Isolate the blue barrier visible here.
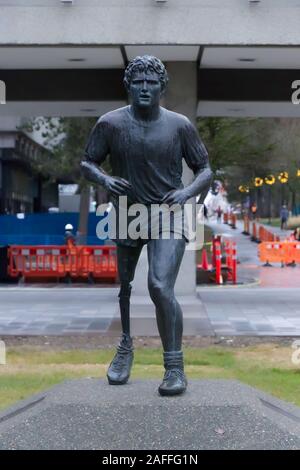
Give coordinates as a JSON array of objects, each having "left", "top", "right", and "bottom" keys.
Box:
[{"left": 0, "top": 212, "right": 108, "bottom": 246}]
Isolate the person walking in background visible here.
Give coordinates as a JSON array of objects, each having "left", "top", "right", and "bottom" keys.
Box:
[
  {"left": 280, "top": 205, "right": 289, "bottom": 230},
  {"left": 250, "top": 203, "right": 258, "bottom": 221},
  {"left": 294, "top": 227, "right": 300, "bottom": 241},
  {"left": 286, "top": 226, "right": 300, "bottom": 267},
  {"left": 288, "top": 227, "right": 300, "bottom": 241}
]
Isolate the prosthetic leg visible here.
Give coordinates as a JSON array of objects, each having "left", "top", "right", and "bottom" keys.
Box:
[
  {"left": 107, "top": 282, "right": 134, "bottom": 385},
  {"left": 107, "top": 244, "right": 142, "bottom": 385}
]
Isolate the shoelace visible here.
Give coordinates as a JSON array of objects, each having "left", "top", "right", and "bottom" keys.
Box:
[
  {"left": 111, "top": 354, "right": 127, "bottom": 372},
  {"left": 163, "top": 368, "right": 186, "bottom": 381},
  {"left": 111, "top": 349, "right": 132, "bottom": 372}
]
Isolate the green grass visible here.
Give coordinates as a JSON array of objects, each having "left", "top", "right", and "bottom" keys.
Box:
[
  {"left": 259, "top": 218, "right": 281, "bottom": 228},
  {"left": 6, "top": 347, "right": 236, "bottom": 367},
  {"left": 1, "top": 345, "right": 300, "bottom": 410},
  {"left": 0, "top": 373, "right": 75, "bottom": 409}
]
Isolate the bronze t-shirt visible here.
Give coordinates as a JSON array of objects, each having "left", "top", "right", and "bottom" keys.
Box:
[{"left": 84, "top": 105, "right": 208, "bottom": 246}]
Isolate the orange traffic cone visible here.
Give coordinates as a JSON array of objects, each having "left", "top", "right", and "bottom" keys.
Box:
[{"left": 201, "top": 248, "right": 209, "bottom": 270}]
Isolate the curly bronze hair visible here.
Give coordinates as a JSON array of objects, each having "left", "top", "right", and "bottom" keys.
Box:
[{"left": 124, "top": 55, "right": 168, "bottom": 92}]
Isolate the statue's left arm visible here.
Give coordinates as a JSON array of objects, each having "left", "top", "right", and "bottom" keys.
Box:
[{"left": 162, "top": 118, "right": 213, "bottom": 206}]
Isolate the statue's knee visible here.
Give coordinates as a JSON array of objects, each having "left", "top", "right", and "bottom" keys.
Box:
[{"left": 148, "top": 279, "right": 169, "bottom": 303}]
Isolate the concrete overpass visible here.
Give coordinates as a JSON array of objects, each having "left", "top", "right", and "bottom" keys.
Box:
[{"left": 0, "top": 0, "right": 300, "bottom": 118}]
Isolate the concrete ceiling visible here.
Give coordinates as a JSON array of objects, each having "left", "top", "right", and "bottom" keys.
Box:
[
  {"left": 0, "top": 46, "right": 124, "bottom": 69},
  {"left": 2, "top": 45, "right": 300, "bottom": 69},
  {"left": 0, "top": 45, "right": 200, "bottom": 69},
  {"left": 201, "top": 47, "right": 300, "bottom": 69}
]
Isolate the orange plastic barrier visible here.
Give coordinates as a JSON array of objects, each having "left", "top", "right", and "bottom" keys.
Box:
[
  {"left": 283, "top": 241, "right": 300, "bottom": 264},
  {"left": 229, "top": 213, "right": 237, "bottom": 229},
  {"left": 200, "top": 248, "right": 209, "bottom": 271},
  {"left": 79, "top": 246, "right": 117, "bottom": 280},
  {"left": 214, "top": 241, "right": 222, "bottom": 284},
  {"left": 212, "top": 235, "right": 222, "bottom": 268},
  {"left": 8, "top": 246, "right": 74, "bottom": 278},
  {"left": 258, "top": 226, "right": 276, "bottom": 243},
  {"left": 7, "top": 245, "right": 117, "bottom": 281},
  {"left": 211, "top": 236, "right": 237, "bottom": 284},
  {"left": 259, "top": 242, "right": 290, "bottom": 265},
  {"left": 224, "top": 240, "right": 237, "bottom": 283},
  {"left": 251, "top": 222, "right": 258, "bottom": 242}
]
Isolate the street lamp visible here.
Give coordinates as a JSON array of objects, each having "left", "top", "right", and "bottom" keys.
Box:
[
  {"left": 278, "top": 171, "right": 288, "bottom": 184},
  {"left": 265, "top": 175, "right": 275, "bottom": 223},
  {"left": 253, "top": 177, "right": 264, "bottom": 218},
  {"left": 278, "top": 172, "right": 288, "bottom": 206},
  {"left": 238, "top": 185, "right": 249, "bottom": 193},
  {"left": 265, "top": 175, "right": 276, "bottom": 185},
  {"left": 254, "top": 177, "right": 264, "bottom": 187},
  {"left": 239, "top": 185, "right": 250, "bottom": 216}
]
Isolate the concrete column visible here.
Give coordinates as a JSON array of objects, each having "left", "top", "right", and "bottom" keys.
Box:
[
  {"left": 164, "top": 62, "right": 198, "bottom": 127},
  {"left": 132, "top": 62, "right": 198, "bottom": 296}
]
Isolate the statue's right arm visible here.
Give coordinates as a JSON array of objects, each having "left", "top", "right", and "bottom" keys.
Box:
[
  {"left": 80, "top": 118, "right": 110, "bottom": 187},
  {"left": 80, "top": 119, "right": 132, "bottom": 196},
  {"left": 80, "top": 159, "right": 109, "bottom": 188}
]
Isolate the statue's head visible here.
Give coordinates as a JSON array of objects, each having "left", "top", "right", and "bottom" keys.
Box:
[{"left": 124, "top": 55, "right": 168, "bottom": 109}]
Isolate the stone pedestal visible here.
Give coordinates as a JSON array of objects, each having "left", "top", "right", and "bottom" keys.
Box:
[{"left": 1, "top": 379, "right": 300, "bottom": 449}]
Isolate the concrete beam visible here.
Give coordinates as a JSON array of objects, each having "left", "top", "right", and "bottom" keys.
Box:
[
  {"left": 197, "top": 101, "right": 300, "bottom": 118},
  {"left": 0, "top": 69, "right": 126, "bottom": 101},
  {"left": 0, "top": 67, "right": 297, "bottom": 103},
  {"left": 1, "top": 1, "right": 300, "bottom": 46},
  {"left": 198, "top": 69, "right": 300, "bottom": 102}
]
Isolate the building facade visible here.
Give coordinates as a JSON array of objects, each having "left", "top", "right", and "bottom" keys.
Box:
[{"left": 0, "top": 119, "right": 58, "bottom": 214}]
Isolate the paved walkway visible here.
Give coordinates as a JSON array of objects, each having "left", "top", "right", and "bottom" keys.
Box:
[
  {"left": 0, "top": 286, "right": 213, "bottom": 336},
  {"left": 200, "top": 287, "right": 300, "bottom": 336},
  {"left": 209, "top": 219, "right": 300, "bottom": 288},
  {"left": 0, "top": 287, "right": 118, "bottom": 336},
  {"left": 0, "top": 284, "right": 300, "bottom": 336}
]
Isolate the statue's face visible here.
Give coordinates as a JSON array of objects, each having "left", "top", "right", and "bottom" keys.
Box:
[{"left": 128, "top": 68, "right": 162, "bottom": 109}]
